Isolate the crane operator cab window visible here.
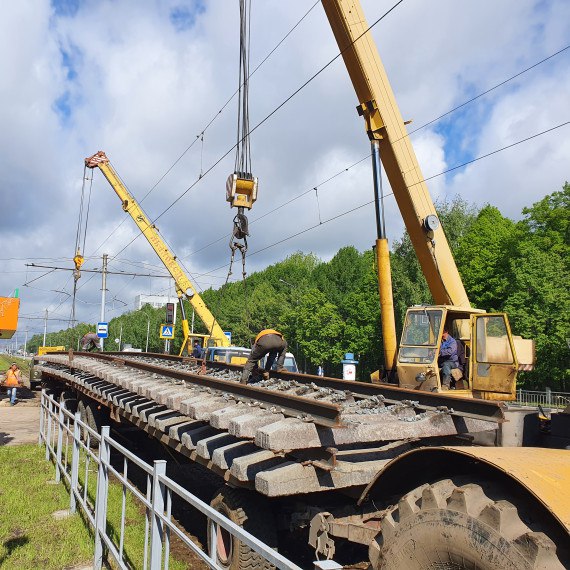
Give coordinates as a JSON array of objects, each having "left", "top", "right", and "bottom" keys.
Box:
[{"left": 399, "top": 308, "right": 443, "bottom": 364}]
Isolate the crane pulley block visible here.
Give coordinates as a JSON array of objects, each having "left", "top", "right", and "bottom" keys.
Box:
[{"left": 226, "top": 173, "right": 258, "bottom": 210}]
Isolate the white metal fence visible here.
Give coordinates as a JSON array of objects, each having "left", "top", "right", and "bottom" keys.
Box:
[
  {"left": 39, "top": 390, "right": 307, "bottom": 570},
  {"left": 513, "top": 389, "right": 570, "bottom": 409}
]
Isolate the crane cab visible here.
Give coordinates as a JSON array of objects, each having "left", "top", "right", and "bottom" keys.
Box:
[{"left": 396, "top": 305, "right": 534, "bottom": 400}]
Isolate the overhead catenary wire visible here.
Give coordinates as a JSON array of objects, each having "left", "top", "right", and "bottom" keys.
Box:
[
  {"left": 198, "top": 118, "right": 570, "bottom": 278},
  {"left": 179, "top": 41, "right": 570, "bottom": 261}
]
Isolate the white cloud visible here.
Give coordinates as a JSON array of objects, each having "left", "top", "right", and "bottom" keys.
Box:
[{"left": 0, "top": 0, "right": 568, "bottom": 344}]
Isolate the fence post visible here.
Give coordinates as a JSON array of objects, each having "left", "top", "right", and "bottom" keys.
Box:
[
  {"left": 55, "top": 399, "right": 65, "bottom": 482},
  {"left": 45, "top": 396, "right": 53, "bottom": 461},
  {"left": 38, "top": 389, "right": 45, "bottom": 445},
  {"left": 70, "top": 411, "right": 82, "bottom": 514},
  {"left": 546, "top": 387, "right": 552, "bottom": 407},
  {"left": 94, "top": 426, "right": 111, "bottom": 570},
  {"left": 149, "top": 460, "right": 167, "bottom": 569}
]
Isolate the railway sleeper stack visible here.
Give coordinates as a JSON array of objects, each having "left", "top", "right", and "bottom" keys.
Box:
[{"left": 36, "top": 354, "right": 498, "bottom": 497}]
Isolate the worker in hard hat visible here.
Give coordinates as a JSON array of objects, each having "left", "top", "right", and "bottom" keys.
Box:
[
  {"left": 80, "top": 332, "right": 100, "bottom": 351},
  {"left": 241, "top": 329, "right": 288, "bottom": 384},
  {"left": 3, "top": 363, "right": 22, "bottom": 405}
]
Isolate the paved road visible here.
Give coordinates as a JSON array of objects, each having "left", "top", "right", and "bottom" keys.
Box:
[{"left": 0, "top": 391, "right": 40, "bottom": 446}]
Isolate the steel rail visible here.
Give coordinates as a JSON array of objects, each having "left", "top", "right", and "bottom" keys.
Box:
[
  {"left": 39, "top": 351, "right": 504, "bottom": 424},
  {"left": 65, "top": 352, "right": 344, "bottom": 428},
  {"left": 104, "top": 352, "right": 505, "bottom": 423}
]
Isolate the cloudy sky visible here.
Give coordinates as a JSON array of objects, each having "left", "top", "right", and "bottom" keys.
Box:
[{"left": 1, "top": 0, "right": 568, "bottom": 347}]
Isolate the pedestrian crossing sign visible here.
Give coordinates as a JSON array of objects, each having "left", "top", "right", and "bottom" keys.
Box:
[{"left": 160, "top": 324, "right": 175, "bottom": 339}]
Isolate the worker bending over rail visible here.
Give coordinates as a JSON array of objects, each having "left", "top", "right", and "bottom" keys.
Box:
[
  {"left": 81, "top": 332, "right": 100, "bottom": 352},
  {"left": 241, "top": 329, "right": 288, "bottom": 384}
]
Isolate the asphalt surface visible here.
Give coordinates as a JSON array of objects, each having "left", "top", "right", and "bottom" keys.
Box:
[{"left": 0, "top": 387, "right": 40, "bottom": 446}]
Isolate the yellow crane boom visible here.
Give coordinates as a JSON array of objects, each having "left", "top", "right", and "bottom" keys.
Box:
[
  {"left": 322, "top": 0, "right": 470, "bottom": 309},
  {"left": 85, "top": 151, "right": 230, "bottom": 352}
]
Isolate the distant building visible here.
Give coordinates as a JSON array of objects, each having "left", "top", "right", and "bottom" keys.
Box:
[{"left": 135, "top": 294, "right": 178, "bottom": 311}]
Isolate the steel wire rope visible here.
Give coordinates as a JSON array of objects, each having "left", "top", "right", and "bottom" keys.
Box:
[
  {"left": 197, "top": 118, "right": 570, "bottom": 278},
  {"left": 88, "top": 1, "right": 320, "bottom": 259},
  {"left": 179, "top": 42, "right": 570, "bottom": 261}
]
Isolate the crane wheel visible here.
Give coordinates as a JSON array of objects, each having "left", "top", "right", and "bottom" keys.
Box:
[
  {"left": 369, "top": 478, "right": 565, "bottom": 570},
  {"left": 77, "top": 399, "right": 104, "bottom": 449},
  {"left": 208, "top": 486, "right": 277, "bottom": 570}
]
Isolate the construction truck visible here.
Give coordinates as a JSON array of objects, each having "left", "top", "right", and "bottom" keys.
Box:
[
  {"left": 35, "top": 2, "right": 569, "bottom": 569},
  {"left": 84, "top": 151, "right": 230, "bottom": 355}
]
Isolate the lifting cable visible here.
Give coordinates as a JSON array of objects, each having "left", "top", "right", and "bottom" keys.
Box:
[
  {"left": 225, "top": 0, "right": 257, "bottom": 284},
  {"left": 69, "top": 165, "right": 94, "bottom": 326},
  {"left": 215, "top": 0, "right": 258, "bottom": 344}
]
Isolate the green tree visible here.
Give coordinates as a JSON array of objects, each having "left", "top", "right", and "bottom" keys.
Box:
[
  {"left": 295, "top": 289, "right": 345, "bottom": 367},
  {"left": 455, "top": 205, "right": 515, "bottom": 311},
  {"left": 503, "top": 183, "right": 570, "bottom": 390}
]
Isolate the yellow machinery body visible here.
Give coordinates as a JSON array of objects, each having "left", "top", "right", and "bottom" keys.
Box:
[
  {"left": 323, "top": 0, "right": 567, "bottom": 548},
  {"left": 226, "top": 173, "right": 258, "bottom": 210},
  {"left": 0, "top": 297, "right": 20, "bottom": 339},
  {"left": 85, "top": 151, "right": 230, "bottom": 354},
  {"left": 38, "top": 345, "right": 66, "bottom": 356},
  {"left": 321, "top": 0, "right": 534, "bottom": 397}
]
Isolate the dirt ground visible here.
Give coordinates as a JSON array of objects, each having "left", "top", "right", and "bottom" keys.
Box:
[{"left": 0, "top": 386, "right": 40, "bottom": 446}]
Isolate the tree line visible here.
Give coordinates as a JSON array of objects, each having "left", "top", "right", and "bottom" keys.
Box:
[{"left": 29, "top": 183, "right": 569, "bottom": 391}]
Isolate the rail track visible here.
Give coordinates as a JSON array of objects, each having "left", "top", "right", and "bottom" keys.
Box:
[{"left": 35, "top": 351, "right": 504, "bottom": 497}]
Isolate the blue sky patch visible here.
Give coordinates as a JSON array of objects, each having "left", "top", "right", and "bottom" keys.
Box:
[
  {"left": 51, "top": 0, "right": 81, "bottom": 18},
  {"left": 170, "top": 1, "right": 205, "bottom": 32},
  {"left": 54, "top": 91, "right": 72, "bottom": 123},
  {"left": 60, "top": 47, "right": 78, "bottom": 81},
  {"left": 435, "top": 84, "right": 497, "bottom": 179}
]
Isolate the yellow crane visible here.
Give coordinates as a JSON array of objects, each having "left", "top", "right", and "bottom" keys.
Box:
[
  {"left": 322, "top": 0, "right": 534, "bottom": 400},
  {"left": 85, "top": 151, "right": 230, "bottom": 354}
]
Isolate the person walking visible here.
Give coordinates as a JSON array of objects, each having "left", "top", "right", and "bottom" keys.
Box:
[
  {"left": 80, "top": 332, "right": 100, "bottom": 351},
  {"left": 3, "top": 363, "right": 22, "bottom": 405},
  {"left": 241, "top": 329, "right": 288, "bottom": 384}
]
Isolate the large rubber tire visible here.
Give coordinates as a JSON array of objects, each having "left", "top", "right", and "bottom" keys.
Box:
[
  {"left": 208, "top": 487, "right": 277, "bottom": 570},
  {"left": 77, "top": 399, "right": 102, "bottom": 448},
  {"left": 370, "top": 479, "right": 565, "bottom": 570}
]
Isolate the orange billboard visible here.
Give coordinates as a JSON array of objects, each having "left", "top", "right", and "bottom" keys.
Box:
[{"left": 0, "top": 297, "right": 20, "bottom": 339}]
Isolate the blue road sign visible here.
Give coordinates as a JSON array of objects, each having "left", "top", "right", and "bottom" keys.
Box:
[
  {"left": 160, "top": 324, "right": 175, "bottom": 339},
  {"left": 97, "top": 322, "right": 109, "bottom": 338},
  {"left": 224, "top": 331, "right": 232, "bottom": 343}
]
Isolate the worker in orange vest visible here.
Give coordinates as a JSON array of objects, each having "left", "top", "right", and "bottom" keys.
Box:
[
  {"left": 241, "top": 329, "right": 288, "bottom": 384},
  {"left": 3, "top": 363, "right": 22, "bottom": 405}
]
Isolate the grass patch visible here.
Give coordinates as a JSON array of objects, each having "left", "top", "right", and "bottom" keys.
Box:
[
  {"left": 0, "top": 444, "right": 193, "bottom": 569},
  {"left": 0, "top": 444, "right": 92, "bottom": 569}
]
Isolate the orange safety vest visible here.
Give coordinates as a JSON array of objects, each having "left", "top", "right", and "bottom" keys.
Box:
[
  {"left": 255, "top": 329, "right": 283, "bottom": 344},
  {"left": 4, "top": 368, "right": 19, "bottom": 387}
]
